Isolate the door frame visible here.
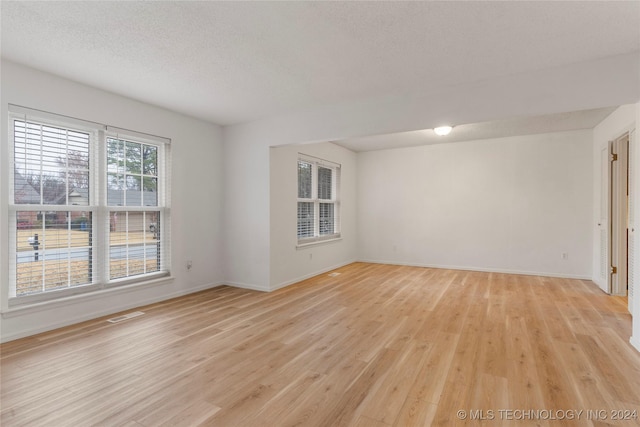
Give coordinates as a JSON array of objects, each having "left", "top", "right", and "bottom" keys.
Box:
[{"left": 610, "top": 132, "right": 630, "bottom": 296}]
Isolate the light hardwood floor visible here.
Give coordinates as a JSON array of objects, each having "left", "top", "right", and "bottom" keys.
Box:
[{"left": 2, "top": 263, "right": 640, "bottom": 426}]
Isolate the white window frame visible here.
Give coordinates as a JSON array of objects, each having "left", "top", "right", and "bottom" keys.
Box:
[
  {"left": 297, "top": 154, "right": 341, "bottom": 247},
  {"left": 7, "top": 105, "right": 171, "bottom": 306}
]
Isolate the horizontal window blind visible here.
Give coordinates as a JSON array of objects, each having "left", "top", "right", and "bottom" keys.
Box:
[
  {"left": 14, "top": 211, "right": 93, "bottom": 297},
  {"left": 8, "top": 105, "right": 171, "bottom": 304},
  {"left": 297, "top": 154, "right": 340, "bottom": 244},
  {"left": 14, "top": 119, "right": 91, "bottom": 206},
  {"left": 108, "top": 211, "right": 164, "bottom": 280},
  {"left": 106, "top": 137, "right": 159, "bottom": 207}
]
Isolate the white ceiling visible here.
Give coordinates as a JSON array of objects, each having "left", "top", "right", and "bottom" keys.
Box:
[
  {"left": 2, "top": 1, "right": 639, "bottom": 127},
  {"left": 335, "top": 107, "right": 618, "bottom": 152}
]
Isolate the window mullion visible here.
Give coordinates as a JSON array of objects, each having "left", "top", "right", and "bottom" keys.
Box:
[
  {"left": 95, "top": 129, "right": 108, "bottom": 286},
  {"left": 8, "top": 107, "right": 170, "bottom": 304},
  {"left": 332, "top": 167, "right": 337, "bottom": 202},
  {"left": 67, "top": 213, "right": 71, "bottom": 287},
  {"left": 297, "top": 156, "right": 340, "bottom": 244},
  {"left": 313, "top": 163, "right": 319, "bottom": 238},
  {"left": 38, "top": 123, "right": 44, "bottom": 204},
  {"left": 65, "top": 129, "right": 69, "bottom": 205},
  {"left": 39, "top": 217, "right": 45, "bottom": 293},
  {"left": 125, "top": 212, "right": 130, "bottom": 277},
  {"left": 123, "top": 139, "right": 128, "bottom": 207}
]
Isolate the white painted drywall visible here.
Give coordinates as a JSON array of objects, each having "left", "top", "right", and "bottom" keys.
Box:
[
  {"left": 222, "top": 54, "right": 638, "bottom": 290},
  {"left": 0, "top": 61, "right": 225, "bottom": 342},
  {"left": 270, "top": 142, "right": 357, "bottom": 290},
  {"left": 631, "top": 102, "right": 640, "bottom": 353},
  {"left": 357, "top": 130, "right": 593, "bottom": 278},
  {"left": 221, "top": 134, "right": 271, "bottom": 291},
  {"left": 592, "top": 105, "right": 637, "bottom": 292}
]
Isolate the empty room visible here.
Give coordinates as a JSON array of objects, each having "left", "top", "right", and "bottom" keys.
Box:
[{"left": 1, "top": 1, "right": 640, "bottom": 426}]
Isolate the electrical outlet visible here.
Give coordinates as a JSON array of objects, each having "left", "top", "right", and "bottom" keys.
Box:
[
  {"left": 561, "top": 252, "right": 568, "bottom": 260},
  {"left": 186, "top": 260, "right": 193, "bottom": 271}
]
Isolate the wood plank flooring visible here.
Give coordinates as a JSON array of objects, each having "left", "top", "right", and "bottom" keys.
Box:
[{"left": 2, "top": 262, "right": 640, "bottom": 426}]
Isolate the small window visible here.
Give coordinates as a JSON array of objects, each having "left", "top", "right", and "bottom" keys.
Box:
[{"left": 297, "top": 155, "right": 340, "bottom": 244}]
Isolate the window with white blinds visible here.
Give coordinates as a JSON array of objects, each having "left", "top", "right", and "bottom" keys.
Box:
[
  {"left": 297, "top": 155, "right": 340, "bottom": 244},
  {"left": 8, "top": 105, "right": 171, "bottom": 304}
]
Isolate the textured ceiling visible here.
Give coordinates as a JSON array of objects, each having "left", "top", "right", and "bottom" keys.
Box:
[
  {"left": 2, "top": 1, "right": 639, "bottom": 126},
  {"left": 335, "top": 107, "right": 618, "bottom": 152}
]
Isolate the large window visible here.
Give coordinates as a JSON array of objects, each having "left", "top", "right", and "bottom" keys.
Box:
[
  {"left": 9, "top": 106, "right": 170, "bottom": 304},
  {"left": 297, "top": 155, "right": 340, "bottom": 244}
]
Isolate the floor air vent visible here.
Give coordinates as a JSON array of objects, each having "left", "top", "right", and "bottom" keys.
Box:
[{"left": 107, "top": 311, "right": 145, "bottom": 323}]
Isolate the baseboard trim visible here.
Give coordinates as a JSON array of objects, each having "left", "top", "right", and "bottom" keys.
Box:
[
  {"left": 227, "top": 260, "right": 591, "bottom": 294},
  {"left": 357, "top": 259, "right": 592, "bottom": 280},
  {"left": 591, "top": 276, "right": 609, "bottom": 293},
  {"left": 269, "top": 259, "right": 358, "bottom": 292},
  {"left": 224, "top": 281, "right": 270, "bottom": 292},
  {"left": 631, "top": 336, "right": 640, "bottom": 353},
  {"left": 0, "top": 281, "right": 224, "bottom": 343}
]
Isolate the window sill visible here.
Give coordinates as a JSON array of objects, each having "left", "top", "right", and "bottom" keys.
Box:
[
  {"left": 2, "top": 274, "right": 174, "bottom": 318},
  {"left": 296, "top": 236, "right": 342, "bottom": 249}
]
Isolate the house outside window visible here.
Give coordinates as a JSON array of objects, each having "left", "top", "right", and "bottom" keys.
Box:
[
  {"left": 8, "top": 105, "right": 170, "bottom": 304},
  {"left": 297, "top": 154, "right": 340, "bottom": 245}
]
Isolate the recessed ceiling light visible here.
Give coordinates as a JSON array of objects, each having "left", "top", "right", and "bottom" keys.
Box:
[{"left": 434, "top": 126, "right": 453, "bottom": 136}]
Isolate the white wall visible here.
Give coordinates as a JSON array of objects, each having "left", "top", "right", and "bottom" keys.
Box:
[
  {"left": 223, "top": 53, "right": 638, "bottom": 290},
  {"left": 0, "top": 61, "right": 225, "bottom": 342},
  {"left": 221, "top": 136, "right": 272, "bottom": 290},
  {"left": 357, "top": 130, "right": 593, "bottom": 278},
  {"left": 590, "top": 103, "right": 640, "bottom": 352},
  {"left": 632, "top": 102, "right": 640, "bottom": 353},
  {"left": 3, "top": 54, "right": 637, "bottom": 344},
  {"left": 592, "top": 105, "right": 638, "bottom": 291},
  {"left": 270, "top": 142, "right": 357, "bottom": 290}
]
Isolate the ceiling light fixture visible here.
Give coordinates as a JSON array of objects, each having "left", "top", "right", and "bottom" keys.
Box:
[{"left": 434, "top": 126, "right": 453, "bottom": 136}]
